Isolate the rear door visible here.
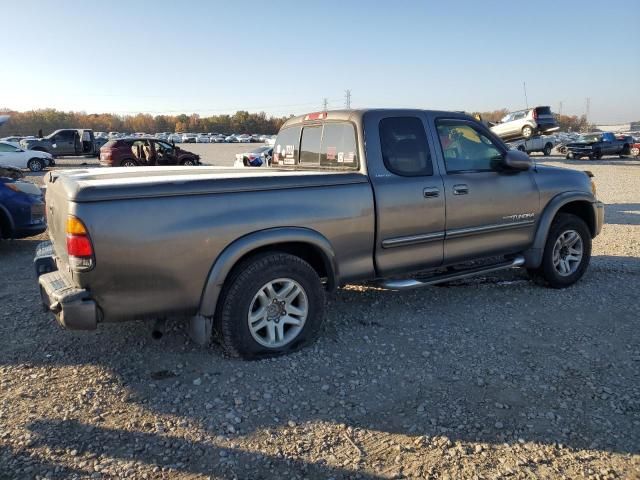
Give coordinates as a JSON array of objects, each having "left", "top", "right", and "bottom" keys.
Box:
[
  {"left": 429, "top": 116, "right": 539, "bottom": 263},
  {"left": 364, "top": 111, "right": 446, "bottom": 276}
]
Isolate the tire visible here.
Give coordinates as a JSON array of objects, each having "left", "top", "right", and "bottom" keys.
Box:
[
  {"left": 27, "top": 158, "right": 45, "bottom": 172},
  {"left": 593, "top": 149, "right": 602, "bottom": 160},
  {"left": 630, "top": 146, "right": 639, "bottom": 157},
  {"left": 180, "top": 158, "right": 196, "bottom": 166},
  {"left": 527, "top": 213, "right": 591, "bottom": 289},
  {"left": 522, "top": 126, "right": 534, "bottom": 139},
  {"left": 121, "top": 159, "right": 137, "bottom": 167},
  {"left": 566, "top": 152, "right": 574, "bottom": 159},
  {"left": 543, "top": 143, "right": 553, "bottom": 156},
  {"left": 214, "top": 252, "right": 325, "bottom": 359}
]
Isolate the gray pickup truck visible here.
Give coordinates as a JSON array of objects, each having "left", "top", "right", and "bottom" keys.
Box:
[
  {"left": 35, "top": 109, "right": 604, "bottom": 359},
  {"left": 20, "top": 129, "right": 106, "bottom": 158}
]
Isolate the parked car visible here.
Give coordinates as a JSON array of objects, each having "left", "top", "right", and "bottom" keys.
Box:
[
  {"left": 35, "top": 109, "right": 603, "bottom": 359},
  {"left": 225, "top": 135, "right": 238, "bottom": 143},
  {"left": 0, "top": 141, "right": 54, "bottom": 171},
  {"left": 196, "top": 134, "right": 211, "bottom": 143},
  {"left": 99, "top": 138, "right": 200, "bottom": 167},
  {"left": 20, "top": 129, "right": 101, "bottom": 157},
  {"left": 0, "top": 165, "right": 46, "bottom": 239},
  {"left": 233, "top": 146, "right": 273, "bottom": 167},
  {"left": 182, "top": 134, "right": 197, "bottom": 143},
  {"left": 565, "top": 132, "right": 633, "bottom": 160},
  {"left": 490, "top": 106, "right": 559, "bottom": 141},
  {"left": 212, "top": 134, "right": 227, "bottom": 143},
  {"left": 237, "top": 134, "right": 252, "bottom": 143},
  {"left": 507, "top": 136, "right": 556, "bottom": 156},
  {"left": 0, "top": 136, "right": 25, "bottom": 143},
  {"left": 168, "top": 133, "right": 182, "bottom": 143}
]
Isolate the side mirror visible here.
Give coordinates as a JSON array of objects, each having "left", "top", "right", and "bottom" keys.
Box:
[{"left": 503, "top": 149, "right": 532, "bottom": 170}]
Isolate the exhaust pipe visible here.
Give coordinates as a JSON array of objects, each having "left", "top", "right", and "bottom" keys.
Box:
[{"left": 151, "top": 318, "right": 166, "bottom": 340}]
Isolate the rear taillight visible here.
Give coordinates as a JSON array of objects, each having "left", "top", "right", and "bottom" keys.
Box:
[
  {"left": 533, "top": 109, "right": 538, "bottom": 120},
  {"left": 66, "top": 215, "right": 94, "bottom": 270}
]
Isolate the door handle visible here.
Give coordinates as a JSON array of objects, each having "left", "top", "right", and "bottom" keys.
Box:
[
  {"left": 453, "top": 184, "right": 469, "bottom": 195},
  {"left": 423, "top": 187, "right": 440, "bottom": 198}
]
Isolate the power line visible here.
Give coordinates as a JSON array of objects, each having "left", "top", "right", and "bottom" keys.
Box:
[{"left": 344, "top": 90, "right": 352, "bottom": 109}]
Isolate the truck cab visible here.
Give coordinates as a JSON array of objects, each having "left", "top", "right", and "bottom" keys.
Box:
[{"left": 20, "top": 129, "right": 100, "bottom": 157}]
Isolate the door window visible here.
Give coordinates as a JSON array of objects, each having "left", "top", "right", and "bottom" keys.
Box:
[
  {"left": 0, "top": 143, "right": 19, "bottom": 152},
  {"left": 56, "top": 131, "right": 75, "bottom": 142},
  {"left": 436, "top": 120, "right": 504, "bottom": 173},
  {"left": 378, "top": 117, "right": 433, "bottom": 176}
]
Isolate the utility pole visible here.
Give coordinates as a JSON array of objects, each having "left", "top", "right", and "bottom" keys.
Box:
[
  {"left": 344, "top": 89, "right": 352, "bottom": 109},
  {"left": 585, "top": 97, "right": 590, "bottom": 122},
  {"left": 523, "top": 82, "right": 528, "bottom": 109},
  {"left": 322, "top": 98, "right": 328, "bottom": 112},
  {"left": 558, "top": 101, "right": 563, "bottom": 116}
]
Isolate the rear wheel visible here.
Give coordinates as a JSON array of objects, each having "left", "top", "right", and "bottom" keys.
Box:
[
  {"left": 630, "top": 146, "right": 639, "bottom": 157},
  {"left": 522, "top": 126, "right": 534, "bottom": 139},
  {"left": 121, "top": 159, "right": 137, "bottom": 167},
  {"left": 215, "top": 252, "right": 325, "bottom": 359},
  {"left": 543, "top": 143, "right": 553, "bottom": 156},
  {"left": 593, "top": 149, "right": 602, "bottom": 160},
  {"left": 566, "top": 152, "right": 574, "bottom": 159},
  {"left": 27, "top": 158, "right": 45, "bottom": 172},
  {"left": 528, "top": 213, "right": 591, "bottom": 288}
]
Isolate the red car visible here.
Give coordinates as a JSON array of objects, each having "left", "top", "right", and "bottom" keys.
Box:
[{"left": 99, "top": 138, "right": 200, "bottom": 167}]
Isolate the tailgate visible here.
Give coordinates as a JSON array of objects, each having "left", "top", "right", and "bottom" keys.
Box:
[{"left": 44, "top": 173, "right": 71, "bottom": 267}]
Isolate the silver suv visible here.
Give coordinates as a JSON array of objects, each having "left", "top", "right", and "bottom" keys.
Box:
[{"left": 491, "top": 106, "right": 559, "bottom": 141}]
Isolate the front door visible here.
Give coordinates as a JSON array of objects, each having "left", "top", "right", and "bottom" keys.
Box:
[
  {"left": 429, "top": 117, "right": 540, "bottom": 264},
  {"left": 365, "top": 111, "right": 446, "bottom": 276},
  {"left": 153, "top": 141, "right": 177, "bottom": 165},
  {"left": 52, "top": 130, "right": 76, "bottom": 155}
]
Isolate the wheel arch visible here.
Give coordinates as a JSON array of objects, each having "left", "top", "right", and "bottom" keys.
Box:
[
  {"left": 0, "top": 204, "right": 15, "bottom": 238},
  {"left": 524, "top": 192, "right": 597, "bottom": 268},
  {"left": 198, "top": 227, "right": 338, "bottom": 317}
]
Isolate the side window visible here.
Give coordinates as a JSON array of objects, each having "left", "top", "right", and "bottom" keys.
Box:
[
  {"left": 379, "top": 117, "right": 433, "bottom": 176},
  {"left": 273, "top": 126, "right": 301, "bottom": 165},
  {"left": 57, "top": 131, "right": 75, "bottom": 142},
  {"left": 436, "top": 120, "right": 503, "bottom": 173},
  {"left": 0, "top": 143, "right": 18, "bottom": 152},
  {"left": 320, "top": 123, "right": 358, "bottom": 169},
  {"left": 299, "top": 126, "right": 322, "bottom": 165}
]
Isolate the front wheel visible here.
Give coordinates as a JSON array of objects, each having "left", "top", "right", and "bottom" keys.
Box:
[
  {"left": 543, "top": 144, "right": 553, "bottom": 156},
  {"left": 215, "top": 252, "right": 325, "bottom": 359},
  {"left": 566, "top": 152, "right": 574, "bottom": 159},
  {"left": 27, "top": 158, "right": 45, "bottom": 172},
  {"left": 121, "top": 159, "right": 137, "bottom": 167},
  {"left": 528, "top": 213, "right": 591, "bottom": 288},
  {"left": 180, "top": 158, "right": 196, "bottom": 166},
  {"left": 630, "top": 146, "right": 639, "bottom": 157}
]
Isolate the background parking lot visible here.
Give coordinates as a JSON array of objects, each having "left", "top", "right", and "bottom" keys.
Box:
[{"left": 1, "top": 154, "right": 639, "bottom": 479}]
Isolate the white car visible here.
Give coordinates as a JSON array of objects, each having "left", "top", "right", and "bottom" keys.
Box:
[
  {"left": 0, "top": 141, "right": 54, "bottom": 171},
  {"left": 196, "top": 134, "right": 211, "bottom": 143},
  {"left": 237, "top": 134, "right": 252, "bottom": 143},
  {"left": 168, "top": 134, "right": 182, "bottom": 143}
]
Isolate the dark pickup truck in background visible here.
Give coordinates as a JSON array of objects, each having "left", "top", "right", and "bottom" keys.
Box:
[
  {"left": 35, "top": 109, "right": 603, "bottom": 359},
  {"left": 20, "top": 129, "right": 108, "bottom": 158},
  {"left": 565, "top": 132, "right": 633, "bottom": 160}
]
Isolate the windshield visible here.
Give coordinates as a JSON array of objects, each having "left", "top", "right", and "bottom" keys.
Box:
[{"left": 577, "top": 134, "right": 601, "bottom": 143}]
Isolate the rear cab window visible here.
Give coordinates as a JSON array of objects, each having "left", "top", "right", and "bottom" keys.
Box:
[{"left": 273, "top": 122, "right": 358, "bottom": 170}]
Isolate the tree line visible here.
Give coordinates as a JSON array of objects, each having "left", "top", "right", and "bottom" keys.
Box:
[
  {"left": 0, "top": 109, "right": 290, "bottom": 136},
  {"left": 1, "top": 107, "right": 595, "bottom": 137}
]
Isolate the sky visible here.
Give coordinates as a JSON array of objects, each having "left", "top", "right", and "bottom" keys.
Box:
[{"left": 1, "top": 0, "right": 639, "bottom": 123}]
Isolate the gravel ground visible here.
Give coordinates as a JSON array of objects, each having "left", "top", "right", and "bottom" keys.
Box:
[{"left": 1, "top": 155, "right": 639, "bottom": 479}]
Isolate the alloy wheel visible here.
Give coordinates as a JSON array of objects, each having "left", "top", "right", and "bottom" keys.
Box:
[{"left": 552, "top": 230, "right": 583, "bottom": 276}]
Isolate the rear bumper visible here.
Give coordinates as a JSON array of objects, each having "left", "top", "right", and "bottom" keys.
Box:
[{"left": 34, "top": 241, "right": 99, "bottom": 330}]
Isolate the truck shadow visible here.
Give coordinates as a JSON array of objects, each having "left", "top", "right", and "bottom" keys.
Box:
[{"left": 1, "top": 251, "right": 639, "bottom": 477}]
